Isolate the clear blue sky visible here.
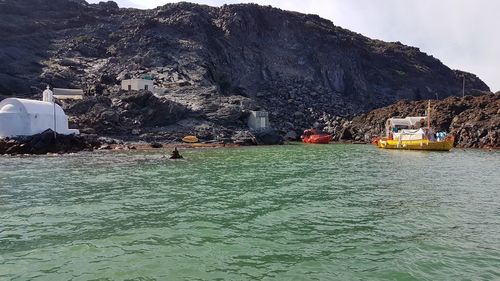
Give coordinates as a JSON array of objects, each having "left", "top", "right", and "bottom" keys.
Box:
[{"left": 89, "top": 0, "right": 500, "bottom": 92}]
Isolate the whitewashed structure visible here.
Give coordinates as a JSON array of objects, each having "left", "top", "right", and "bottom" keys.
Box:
[
  {"left": 0, "top": 98, "right": 79, "bottom": 138},
  {"left": 121, "top": 79, "right": 154, "bottom": 91},
  {"left": 53, "top": 88, "right": 84, "bottom": 100},
  {"left": 385, "top": 117, "right": 427, "bottom": 133},
  {"left": 42, "top": 86, "right": 53, "bottom": 103},
  {"left": 248, "top": 111, "right": 270, "bottom": 131}
]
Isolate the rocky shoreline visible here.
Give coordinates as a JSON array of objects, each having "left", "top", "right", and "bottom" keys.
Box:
[
  {"left": 0, "top": 129, "right": 99, "bottom": 155},
  {"left": 1, "top": 92, "right": 498, "bottom": 155},
  {"left": 61, "top": 91, "right": 499, "bottom": 149}
]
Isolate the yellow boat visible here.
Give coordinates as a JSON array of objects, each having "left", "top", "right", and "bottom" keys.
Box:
[
  {"left": 377, "top": 136, "right": 454, "bottom": 151},
  {"left": 374, "top": 101, "right": 454, "bottom": 151}
]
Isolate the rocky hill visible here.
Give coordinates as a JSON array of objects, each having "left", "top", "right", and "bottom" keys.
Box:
[
  {"left": 339, "top": 93, "right": 499, "bottom": 148},
  {"left": 0, "top": 0, "right": 493, "bottom": 142}
]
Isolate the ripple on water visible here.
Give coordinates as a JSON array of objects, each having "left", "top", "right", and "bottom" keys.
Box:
[{"left": 0, "top": 145, "right": 499, "bottom": 280}]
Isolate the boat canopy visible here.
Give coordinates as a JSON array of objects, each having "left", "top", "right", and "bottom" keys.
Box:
[
  {"left": 385, "top": 116, "right": 427, "bottom": 137},
  {"left": 386, "top": 116, "right": 426, "bottom": 129},
  {"left": 387, "top": 118, "right": 411, "bottom": 129},
  {"left": 406, "top": 117, "right": 427, "bottom": 126}
]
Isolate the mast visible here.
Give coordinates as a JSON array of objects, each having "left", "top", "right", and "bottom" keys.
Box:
[
  {"left": 53, "top": 97, "right": 57, "bottom": 139},
  {"left": 427, "top": 100, "right": 431, "bottom": 130}
]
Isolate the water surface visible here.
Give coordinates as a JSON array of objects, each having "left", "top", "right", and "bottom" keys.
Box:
[{"left": 1, "top": 144, "right": 499, "bottom": 280}]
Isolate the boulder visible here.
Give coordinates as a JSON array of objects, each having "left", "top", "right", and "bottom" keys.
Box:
[
  {"left": 98, "top": 144, "right": 112, "bottom": 150},
  {"left": 231, "top": 131, "right": 256, "bottom": 146},
  {"left": 284, "top": 130, "right": 299, "bottom": 141},
  {"left": 254, "top": 130, "right": 284, "bottom": 145},
  {"left": 30, "top": 129, "right": 56, "bottom": 154},
  {"left": 149, "top": 142, "right": 163, "bottom": 148},
  {"left": 0, "top": 129, "right": 99, "bottom": 155}
]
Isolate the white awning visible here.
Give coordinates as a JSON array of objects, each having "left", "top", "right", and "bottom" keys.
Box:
[
  {"left": 387, "top": 116, "right": 427, "bottom": 128},
  {"left": 53, "top": 88, "right": 84, "bottom": 100}
]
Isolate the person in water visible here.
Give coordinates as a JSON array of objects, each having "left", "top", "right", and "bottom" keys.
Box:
[{"left": 170, "top": 147, "right": 183, "bottom": 159}]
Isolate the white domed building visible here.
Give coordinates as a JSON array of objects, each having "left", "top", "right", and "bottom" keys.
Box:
[{"left": 0, "top": 97, "right": 79, "bottom": 138}]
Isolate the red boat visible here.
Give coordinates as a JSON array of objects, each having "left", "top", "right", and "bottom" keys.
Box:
[{"left": 301, "top": 129, "right": 331, "bottom": 144}]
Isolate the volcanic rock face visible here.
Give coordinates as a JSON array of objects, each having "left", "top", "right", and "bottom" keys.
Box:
[
  {"left": 63, "top": 90, "right": 191, "bottom": 137},
  {"left": 0, "top": 0, "right": 493, "bottom": 142},
  {"left": 1, "top": 2, "right": 490, "bottom": 101},
  {"left": 340, "top": 93, "right": 500, "bottom": 148}
]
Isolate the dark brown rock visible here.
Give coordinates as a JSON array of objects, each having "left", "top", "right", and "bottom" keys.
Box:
[
  {"left": 0, "top": 129, "right": 99, "bottom": 155},
  {"left": 149, "top": 142, "right": 163, "bottom": 148},
  {"left": 341, "top": 93, "right": 499, "bottom": 148},
  {"left": 254, "top": 129, "right": 284, "bottom": 145}
]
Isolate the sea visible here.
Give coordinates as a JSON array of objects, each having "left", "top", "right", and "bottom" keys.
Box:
[{"left": 1, "top": 144, "right": 499, "bottom": 280}]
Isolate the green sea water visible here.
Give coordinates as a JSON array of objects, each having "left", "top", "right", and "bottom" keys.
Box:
[{"left": 1, "top": 144, "right": 499, "bottom": 281}]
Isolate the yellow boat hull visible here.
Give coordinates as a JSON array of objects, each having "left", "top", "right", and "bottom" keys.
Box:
[{"left": 377, "top": 137, "right": 454, "bottom": 151}]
